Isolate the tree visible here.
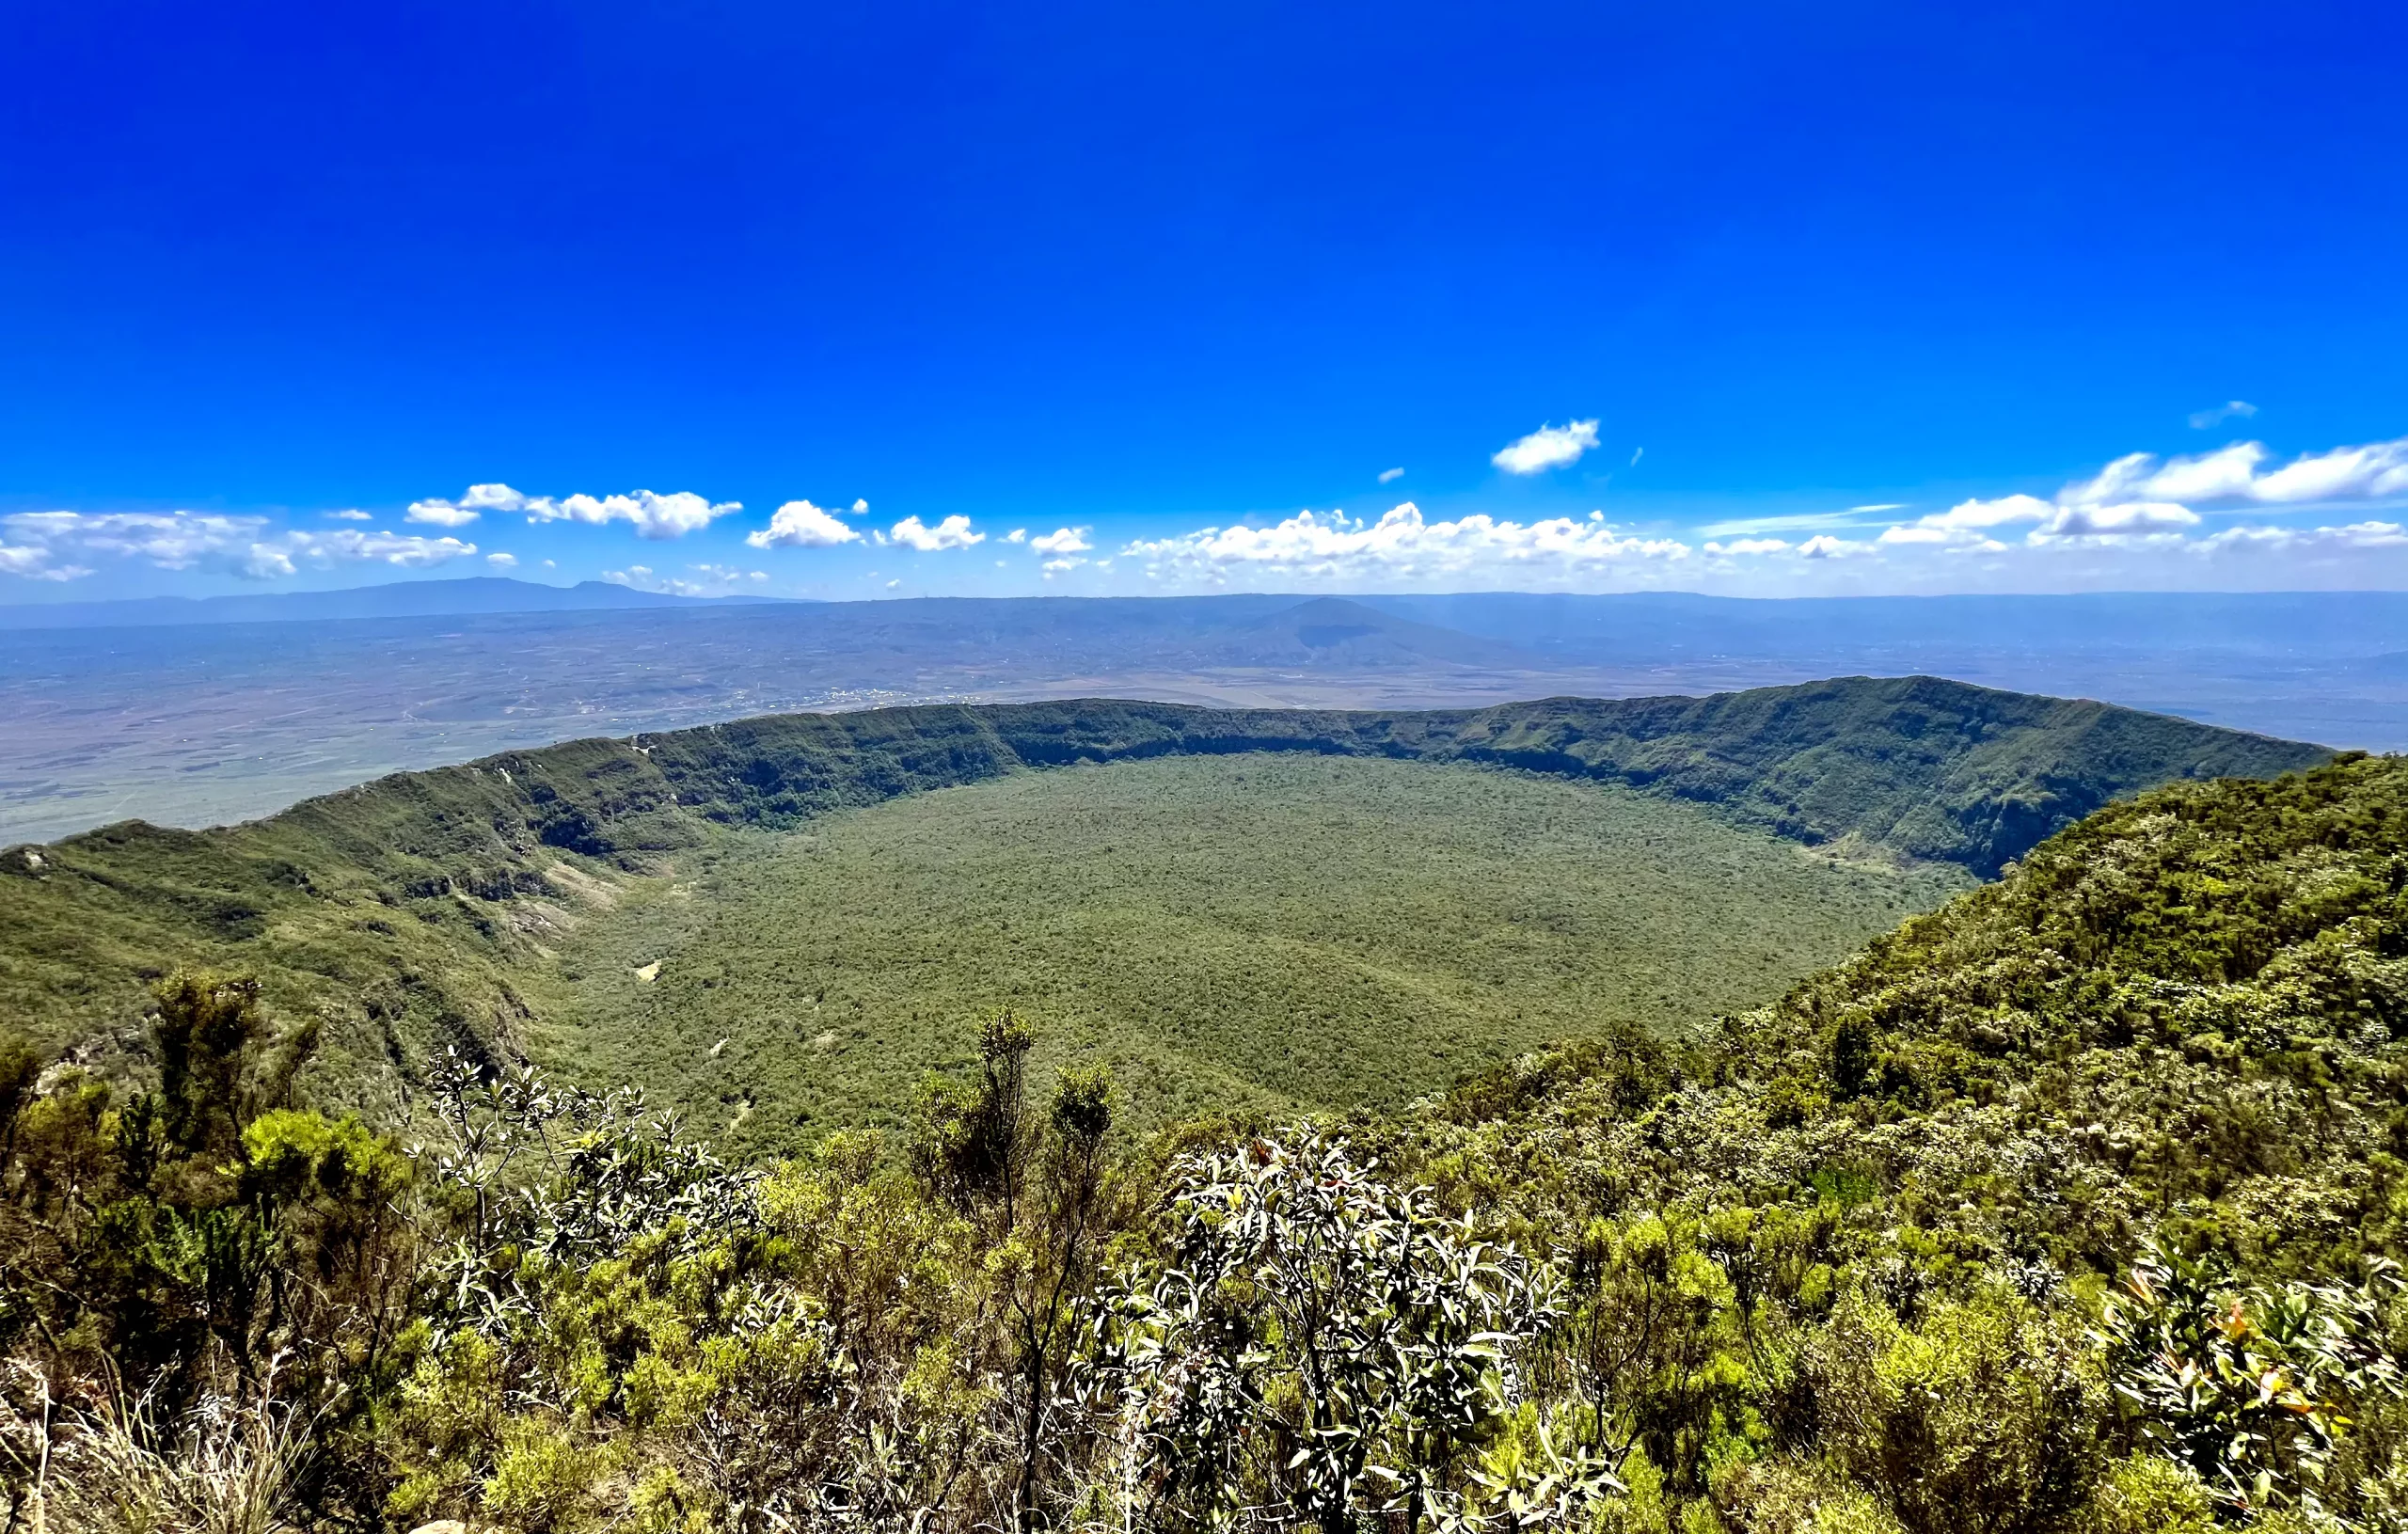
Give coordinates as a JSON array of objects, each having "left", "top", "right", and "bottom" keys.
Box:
[{"left": 1091, "top": 1131, "right": 1619, "bottom": 1534}]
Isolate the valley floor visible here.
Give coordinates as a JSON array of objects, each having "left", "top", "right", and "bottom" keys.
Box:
[{"left": 521, "top": 752, "right": 1971, "bottom": 1154}]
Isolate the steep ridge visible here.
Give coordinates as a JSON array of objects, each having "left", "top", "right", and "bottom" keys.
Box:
[{"left": 0, "top": 678, "right": 2326, "bottom": 1119}]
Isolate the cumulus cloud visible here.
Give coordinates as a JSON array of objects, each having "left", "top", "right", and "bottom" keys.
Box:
[
  {"left": 0, "top": 542, "right": 87, "bottom": 581},
  {"left": 0, "top": 510, "right": 479, "bottom": 582},
  {"left": 1858, "top": 434, "right": 2408, "bottom": 563},
  {"left": 1029, "top": 526, "right": 1091, "bottom": 555},
  {"left": 1123, "top": 502, "right": 1689, "bottom": 587},
  {"left": 2189, "top": 400, "right": 2258, "bottom": 430},
  {"left": 487, "top": 551, "right": 517, "bottom": 569},
  {"left": 1798, "top": 535, "right": 1876, "bottom": 560},
  {"left": 1704, "top": 537, "right": 1792, "bottom": 556},
  {"left": 1492, "top": 419, "right": 1601, "bottom": 475},
  {"left": 324, "top": 509, "right": 372, "bottom": 521},
  {"left": 1378, "top": 467, "right": 1405, "bottom": 484},
  {"left": 884, "top": 514, "right": 985, "bottom": 551},
  {"left": 411, "top": 482, "right": 741, "bottom": 540},
  {"left": 269, "top": 529, "right": 480, "bottom": 574},
  {"left": 1879, "top": 491, "right": 2197, "bottom": 550},
  {"left": 1006, "top": 528, "right": 1028, "bottom": 543},
  {"left": 603, "top": 561, "right": 770, "bottom": 597},
  {"left": 2197, "top": 520, "right": 2408, "bottom": 554},
  {"left": 2061, "top": 435, "right": 2408, "bottom": 509},
  {"left": 2030, "top": 501, "right": 2199, "bottom": 544},
  {"left": 404, "top": 499, "right": 483, "bottom": 528},
  {"left": 1785, "top": 430, "right": 2408, "bottom": 583},
  {"left": 748, "top": 499, "right": 863, "bottom": 548},
  {"left": 6, "top": 510, "right": 268, "bottom": 569}
]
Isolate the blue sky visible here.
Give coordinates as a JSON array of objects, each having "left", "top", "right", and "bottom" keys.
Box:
[{"left": 3, "top": 0, "right": 2404, "bottom": 602}]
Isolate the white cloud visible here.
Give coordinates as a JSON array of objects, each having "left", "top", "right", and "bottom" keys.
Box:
[
  {"left": 1704, "top": 538, "right": 1791, "bottom": 556},
  {"left": 1123, "top": 502, "right": 1690, "bottom": 588},
  {"left": 1859, "top": 433, "right": 2408, "bottom": 566},
  {"left": 1798, "top": 535, "right": 1877, "bottom": 560},
  {"left": 2061, "top": 435, "right": 2408, "bottom": 508},
  {"left": 1849, "top": 503, "right": 1906, "bottom": 514},
  {"left": 1006, "top": 528, "right": 1028, "bottom": 543},
  {"left": 2189, "top": 399, "right": 2258, "bottom": 430},
  {"left": 6, "top": 510, "right": 267, "bottom": 569},
  {"left": 1492, "top": 419, "right": 1601, "bottom": 475},
  {"left": 2197, "top": 520, "right": 2408, "bottom": 554},
  {"left": 324, "top": 509, "right": 372, "bottom": 521},
  {"left": 270, "top": 529, "right": 480, "bottom": 574},
  {"left": 0, "top": 510, "right": 476, "bottom": 579},
  {"left": 1378, "top": 467, "right": 1404, "bottom": 484},
  {"left": 0, "top": 543, "right": 88, "bottom": 581},
  {"left": 413, "top": 482, "right": 741, "bottom": 540},
  {"left": 2029, "top": 501, "right": 2199, "bottom": 544},
  {"left": 1878, "top": 492, "right": 2196, "bottom": 549},
  {"left": 604, "top": 561, "right": 774, "bottom": 597},
  {"left": 748, "top": 499, "right": 863, "bottom": 548},
  {"left": 404, "top": 498, "right": 483, "bottom": 528},
  {"left": 242, "top": 546, "right": 296, "bottom": 579},
  {"left": 885, "top": 514, "right": 985, "bottom": 551},
  {"left": 487, "top": 551, "right": 517, "bottom": 569},
  {"left": 1029, "top": 526, "right": 1091, "bottom": 555},
  {"left": 1700, "top": 510, "right": 1884, "bottom": 538},
  {"left": 1911, "top": 493, "right": 2057, "bottom": 531}
]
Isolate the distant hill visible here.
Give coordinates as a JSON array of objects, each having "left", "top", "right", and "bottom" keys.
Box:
[
  {"left": 0, "top": 678, "right": 2326, "bottom": 1124},
  {"left": 1199, "top": 595, "right": 1537, "bottom": 669},
  {"left": 0, "top": 576, "right": 787, "bottom": 630}
]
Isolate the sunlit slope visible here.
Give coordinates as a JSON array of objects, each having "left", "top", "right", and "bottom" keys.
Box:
[
  {"left": 0, "top": 680, "right": 2326, "bottom": 1126},
  {"left": 524, "top": 753, "right": 1974, "bottom": 1155}
]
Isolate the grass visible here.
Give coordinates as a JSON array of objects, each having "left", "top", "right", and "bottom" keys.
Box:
[{"left": 522, "top": 753, "right": 1972, "bottom": 1156}]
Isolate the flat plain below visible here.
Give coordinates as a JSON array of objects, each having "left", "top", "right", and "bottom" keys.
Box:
[{"left": 524, "top": 752, "right": 1972, "bottom": 1155}]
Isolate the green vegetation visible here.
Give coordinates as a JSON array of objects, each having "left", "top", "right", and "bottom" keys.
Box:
[
  {"left": 525, "top": 752, "right": 1967, "bottom": 1153},
  {"left": 0, "top": 694, "right": 2397, "bottom": 1531},
  {"left": 1375, "top": 747, "right": 2408, "bottom": 1528},
  {"left": 0, "top": 681, "right": 2321, "bottom": 1130},
  {"left": 3, "top": 750, "right": 2406, "bottom": 1530}
]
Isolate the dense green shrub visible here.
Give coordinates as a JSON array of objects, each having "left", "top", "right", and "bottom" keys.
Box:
[{"left": 4, "top": 751, "right": 2406, "bottom": 1531}]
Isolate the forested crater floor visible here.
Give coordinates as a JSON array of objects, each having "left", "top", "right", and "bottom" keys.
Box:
[
  {"left": 525, "top": 753, "right": 1970, "bottom": 1151},
  {"left": 0, "top": 678, "right": 2319, "bottom": 1131}
]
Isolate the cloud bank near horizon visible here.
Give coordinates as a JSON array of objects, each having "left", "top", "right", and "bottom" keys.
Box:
[
  {"left": 7, "top": 431, "right": 2408, "bottom": 599},
  {"left": 407, "top": 483, "right": 742, "bottom": 540},
  {"left": 1118, "top": 433, "right": 2408, "bottom": 594},
  {"left": 0, "top": 510, "right": 480, "bottom": 584}
]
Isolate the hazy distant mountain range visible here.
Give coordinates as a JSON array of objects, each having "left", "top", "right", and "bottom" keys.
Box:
[
  {"left": 8, "top": 577, "right": 2408, "bottom": 662},
  {"left": 4, "top": 577, "right": 2405, "bottom": 844}
]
